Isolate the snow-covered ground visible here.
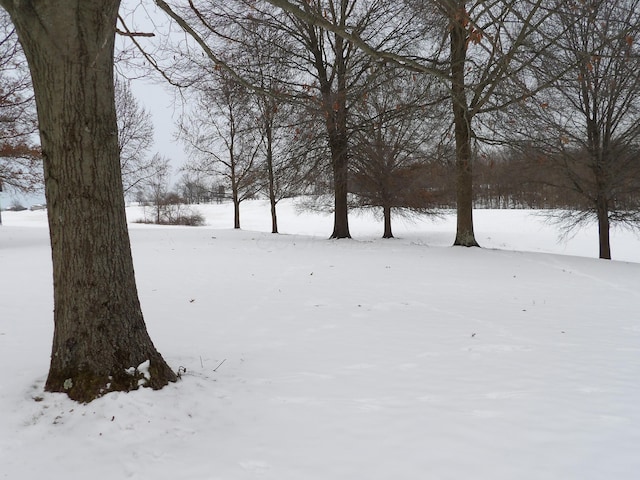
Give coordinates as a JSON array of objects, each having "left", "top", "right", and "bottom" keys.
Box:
[{"left": 1, "top": 199, "right": 639, "bottom": 480}]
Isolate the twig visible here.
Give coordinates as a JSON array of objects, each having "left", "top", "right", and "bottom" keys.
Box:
[
  {"left": 213, "top": 359, "right": 227, "bottom": 372},
  {"left": 116, "top": 28, "right": 155, "bottom": 38}
]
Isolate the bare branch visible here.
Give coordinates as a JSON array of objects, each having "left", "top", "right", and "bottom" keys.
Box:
[{"left": 116, "top": 28, "right": 155, "bottom": 38}]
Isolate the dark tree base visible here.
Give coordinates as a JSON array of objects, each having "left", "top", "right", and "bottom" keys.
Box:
[
  {"left": 45, "top": 353, "right": 177, "bottom": 403},
  {"left": 454, "top": 231, "right": 480, "bottom": 247}
]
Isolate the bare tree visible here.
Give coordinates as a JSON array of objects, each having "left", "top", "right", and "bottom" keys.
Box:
[
  {"left": 430, "top": 0, "right": 556, "bottom": 246},
  {"left": 264, "top": 0, "right": 559, "bottom": 246},
  {"left": 350, "top": 68, "right": 446, "bottom": 238},
  {"left": 137, "top": 153, "right": 171, "bottom": 223},
  {"left": 0, "top": 0, "right": 176, "bottom": 402},
  {"left": 180, "top": 73, "right": 262, "bottom": 229},
  {"left": 115, "top": 77, "right": 157, "bottom": 195},
  {"left": 241, "top": 23, "right": 325, "bottom": 233},
  {"left": 512, "top": 0, "right": 640, "bottom": 259},
  {"left": 272, "top": 0, "right": 414, "bottom": 238},
  {"left": 0, "top": 10, "right": 41, "bottom": 195},
  {"left": 254, "top": 90, "right": 325, "bottom": 233},
  {"left": 153, "top": 0, "right": 411, "bottom": 239},
  {"left": 176, "top": 171, "right": 212, "bottom": 204}
]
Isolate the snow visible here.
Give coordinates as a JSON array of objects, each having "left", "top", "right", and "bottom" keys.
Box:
[{"left": 1, "top": 199, "right": 639, "bottom": 480}]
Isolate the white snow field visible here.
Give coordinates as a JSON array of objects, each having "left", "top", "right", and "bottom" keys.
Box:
[{"left": 1, "top": 199, "right": 639, "bottom": 480}]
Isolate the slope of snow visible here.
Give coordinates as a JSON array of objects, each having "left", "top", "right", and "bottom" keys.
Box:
[{"left": 1, "top": 200, "right": 639, "bottom": 480}]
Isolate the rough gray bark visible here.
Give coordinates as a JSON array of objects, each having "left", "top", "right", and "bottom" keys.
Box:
[
  {"left": 265, "top": 123, "right": 279, "bottom": 234},
  {"left": 1, "top": 0, "right": 176, "bottom": 402},
  {"left": 311, "top": 17, "right": 351, "bottom": 240},
  {"left": 329, "top": 131, "right": 351, "bottom": 239},
  {"left": 449, "top": 2, "right": 478, "bottom": 247}
]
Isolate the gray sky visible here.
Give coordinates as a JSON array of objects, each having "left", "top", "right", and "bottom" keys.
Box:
[
  {"left": 130, "top": 78, "right": 188, "bottom": 175},
  {"left": 1, "top": 1, "right": 189, "bottom": 208}
]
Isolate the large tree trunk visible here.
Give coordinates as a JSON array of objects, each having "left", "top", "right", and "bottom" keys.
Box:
[
  {"left": 327, "top": 52, "right": 350, "bottom": 239},
  {"left": 310, "top": 20, "right": 351, "bottom": 240},
  {"left": 450, "top": 3, "right": 479, "bottom": 247},
  {"left": 2, "top": 0, "right": 176, "bottom": 402},
  {"left": 330, "top": 132, "right": 351, "bottom": 239},
  {"left": 329, "top": 32, "right": 351, "bottom": 240}
]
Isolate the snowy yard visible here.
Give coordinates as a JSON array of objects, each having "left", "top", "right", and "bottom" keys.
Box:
[{"left": 1, "top": 200, "right": 639, "bottom": 479}]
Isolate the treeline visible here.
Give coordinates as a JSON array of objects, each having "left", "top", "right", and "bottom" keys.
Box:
[
  {"left": 4, "top": 2, "right": 640, "bottom": 259},
  {"left": 171, "top": 144, "right": 640, "bottom": 211},
  {"left": 133, "top": 0, "right": 640, "bottom": 258}
]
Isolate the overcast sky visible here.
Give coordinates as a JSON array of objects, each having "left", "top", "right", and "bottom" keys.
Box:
[
  {"left": 130, "top": 78, "right": 188, "bottom": 172},
  {"left": 1, "top": 2, "right": 188, "bottom": 208}
]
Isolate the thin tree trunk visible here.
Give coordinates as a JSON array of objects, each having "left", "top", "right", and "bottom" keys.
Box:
[
  {"left": 230, "top": 164, "right": 241, "bottom": 229},
  {"left": 233, "top": 192, "right": 241, "bottom": 229},
  {"left": 270, "top": 198, "right": 278, "bottom": 234},
  {"left": 596, "top": 194, "right": 611, "bottom": 260},
  {"left": 450, "top": 3, "right": 479, "bottom": 247},
  {"left": 382, "top": 203, "right": 393, "bottom": 238},
  {"left": 2, "top": 0, "right": 176, "bottom": 402},
  {"left": 266, "top": 123, "right": 278, "bottom": 234},
  {"left": 589, "top": 121, "right": 611, "bottom": 260}
]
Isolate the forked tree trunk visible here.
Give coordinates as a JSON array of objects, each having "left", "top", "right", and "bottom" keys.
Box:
[
  {"left": 2, "top": 0, "right": 176, "bottom": 402},
  {"left": 326, "top": 61, "right": 350, "bottom": 239},
  {"left": 329, "top": 61, "right": 351, "bottom": 239},
  {"left": 312, "top": 22, "right": 351, "bottom": 240},
  {"left": 450, "top": 3, "right": 479, "bottom": 247}
]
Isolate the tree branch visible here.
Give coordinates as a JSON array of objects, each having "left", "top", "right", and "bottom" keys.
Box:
[{"left": 116, "top": 28, "right": 155, "bottom": 38}]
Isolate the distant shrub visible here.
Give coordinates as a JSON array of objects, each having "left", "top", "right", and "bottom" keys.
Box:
[
  {"left": 136, "top": 202, "right": 205, "bottom": 226},
  {"left": 6, "top": 204, "right": 27, "bottom": 211},
  {"left": 166, "top": 213, "right": 205, "bottom": 226}
]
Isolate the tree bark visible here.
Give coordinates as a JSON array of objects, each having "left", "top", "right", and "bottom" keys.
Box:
[
  {"left": 230, "top": 162, "right": 241, "bottom": 229},
  {"left": 596, "top": 193, "right": 611, "bottom": 260},
  {"left": 329, "top": 131, "right": 351, "bottom": 239},
  {"left": 307, "top": 12, "right": 351, "bottom": 240},
  {"left": 329, "top": 25, "right": 351, "bottom": 240},
  {"left": 450, "top": 3, "right": 479, "bottom": 247},
  {"left": 265, "top": 122, "right": 278, "bottom": 234},
  {"left": 233, "top": 197, "right": 241, "bottom": 229},
  {"left": 2, "top": 0, "right": 176, "bottom": 402},
  {"left": 382, "top": 203, "right": 393, "bottom": 239},
  {"left": 232, "top": 187, "right": 241, "bottom": 229}
]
